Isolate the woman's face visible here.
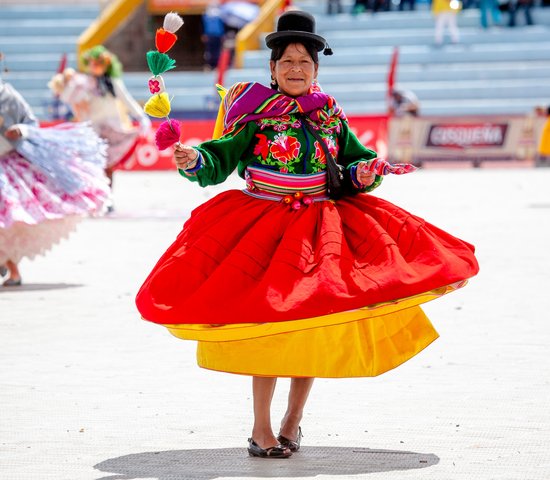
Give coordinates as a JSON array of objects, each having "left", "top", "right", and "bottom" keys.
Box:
[
  {"left": 270, "top": 43, "right": 318, "bottom": 97},
  {"left": 87, "top": 59, "right": 108, "bottom": 77}
]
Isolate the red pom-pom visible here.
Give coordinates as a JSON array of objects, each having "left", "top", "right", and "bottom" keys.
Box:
[
  {"left": 155, "top": 28, "right": 178, "bottom": 53},
  {"left": 155, "top": 120, "right": 181, "bottom": 150}
]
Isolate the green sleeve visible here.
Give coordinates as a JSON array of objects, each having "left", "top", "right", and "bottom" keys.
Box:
[
  {"left": 178, "top": 122, "right": 256, "bottom": 187},
  {"left": 338, "top": 121, "right": 383, "bottom": 193}
]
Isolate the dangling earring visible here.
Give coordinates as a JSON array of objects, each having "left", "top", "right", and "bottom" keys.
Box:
[{"left": 270, "top": 77, "right": 278, "bottom": 90}]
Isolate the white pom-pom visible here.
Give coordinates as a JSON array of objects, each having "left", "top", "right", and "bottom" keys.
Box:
[
  {"left": 148, "top": 75, "right": 166, "bottom": 95},
  {"left": 163, "top": 12, "right": 184, "bottom": 33}
]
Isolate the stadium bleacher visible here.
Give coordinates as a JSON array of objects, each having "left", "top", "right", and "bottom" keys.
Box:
[{"left": 1, "top": 0, "right": 550, "bottom": 119}]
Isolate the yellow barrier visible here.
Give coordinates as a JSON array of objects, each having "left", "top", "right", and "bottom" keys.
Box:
[
  {"left": 234, "top": 0, "right": 284, "bottom": 69},
  {"left": 146, "top": 0, "right": 209, "bottom": 15},
  {"left": 77, "top": 0, "right": 143, "bottom": 65},
  {"left": 77, "top": 0, "right": 281, "bottom": 70}
]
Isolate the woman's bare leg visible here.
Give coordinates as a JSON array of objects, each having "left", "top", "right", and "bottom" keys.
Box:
[
  {"left": 251, "top": 376, "right": 279, "bottom": 448},
  {"left": 5, "top": 260, "right": 21, "bottom": 282},
  {"left": 279, "top": 377, "right": 314, "bottom": 440},
  {"left": 105, "top": 167, "right": 115, "bottom": 213}
]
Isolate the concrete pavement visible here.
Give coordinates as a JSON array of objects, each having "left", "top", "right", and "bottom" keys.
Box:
[{"left": 1, "top": 167, "right": 550, "bottom": 480}]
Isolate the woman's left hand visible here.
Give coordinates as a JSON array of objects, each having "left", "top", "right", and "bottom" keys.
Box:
[
  {"left": 356, "top": 161, "right": 376, "bottom": 187},
  {"left": 4, "top": 126, "right": 22, "bottom": 141}
]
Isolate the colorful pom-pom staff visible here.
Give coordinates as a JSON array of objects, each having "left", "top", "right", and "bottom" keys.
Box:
[{"left": 143, "top": 12, "right": 184, "bottom": 150}]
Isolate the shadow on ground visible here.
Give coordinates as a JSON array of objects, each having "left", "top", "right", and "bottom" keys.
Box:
[
  {"left": 0, "top": 283, "right": 83, "bottom": 292},
  {"left": 94, "top": 446, "right": 439, "bottom": 480}
]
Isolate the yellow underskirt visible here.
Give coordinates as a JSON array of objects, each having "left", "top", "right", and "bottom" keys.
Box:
[
  {"left": 197, "top": 305, "right": 437, "bottom": 378},
  {"left": 155, "top": 283, "right": 466, "bottom": 378}
]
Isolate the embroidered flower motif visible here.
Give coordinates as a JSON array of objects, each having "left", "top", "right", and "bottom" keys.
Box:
[
  {"left": 253, "top": 134, "right": 270, "bottom": 160},
  {"left": 319, "top": 117, "right": 342, "bottom": 135},
  {"left": 314, "top": 137, "right": 338, "bottom": 164},
  {"left": 148, "top": 78, "right": 161, "bottom": 94},
  {"left": 257, "top": 115, "right": 293, "bottom": 131},
  {"left": 270, "top": 134, "right": 300, "bottom": 163},
  {"left": 273, "top": 114, "right": 291, "bottom": 123}
]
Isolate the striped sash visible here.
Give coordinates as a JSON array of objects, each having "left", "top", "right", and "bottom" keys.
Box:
[{"left": 244, "top": 165, "right": 329, "bottom": 202}]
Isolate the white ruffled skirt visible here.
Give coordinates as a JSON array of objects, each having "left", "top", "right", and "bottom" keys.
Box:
[{"left": 0, "top": 124, "right": 110, "bottom": 263}]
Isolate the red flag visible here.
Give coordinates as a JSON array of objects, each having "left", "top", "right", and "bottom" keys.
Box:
[
  {"left": 386, "top": 47, "right": 399, "bottom": 112},
  {"left": 57, "top": 53, "right": 67, "bottom": 74},
  {"left": 216, "top": 47, "right": 231, "bottom": 87}
]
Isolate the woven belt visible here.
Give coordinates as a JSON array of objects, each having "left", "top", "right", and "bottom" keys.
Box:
[{"left": 244, "top": 165, "right": 330, "bottom": 206}]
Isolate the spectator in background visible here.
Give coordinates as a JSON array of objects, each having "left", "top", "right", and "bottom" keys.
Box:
[
  {"left": 398, "top": 0, "right": 416, "bottom": 11},
  {"left": 202, "top": 1, "right": 225, "bottom": 70},
  {"left": 507, "top": 0, "right": 534, "bottom": 26},
  {"left": 352, "top": 0, "right": 368, "bottom": 13},
  {"left": 479, "top": 0, "right": 502, "bottom": 29},
  {"left": 352, "top": 0, "right": 389, "bottom": 14},
  {"left": 389, "top": 88, "right": 420, "bottom": 117},
  {"left": 218, "top": 0, "right": 261, "bottom": 66},
  {"left": 432, "top": 0, "right": 461, "bottom": 46},
  {"left": 327, "top": 0, "right": 344, "bottom": 14}
]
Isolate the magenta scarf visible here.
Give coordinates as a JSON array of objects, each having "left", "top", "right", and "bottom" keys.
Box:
[{"left": 222, "top": 82, "right": 346, "bottom": 136}]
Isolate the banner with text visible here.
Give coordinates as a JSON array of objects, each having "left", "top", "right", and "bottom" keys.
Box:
[{"left": 389, "top": 115, "right": 542, "bottom": 166}]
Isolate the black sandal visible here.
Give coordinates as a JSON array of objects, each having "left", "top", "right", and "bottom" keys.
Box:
[
  {"left": 247, "top": 438, "right": 292, "bottom": 458},
  {"left": 277, "top": 426, "right": 302, "bottom": 452}
]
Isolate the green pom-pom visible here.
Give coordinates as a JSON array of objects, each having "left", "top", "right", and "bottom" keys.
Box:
[{"left": 146, "top": 51, "right": 176, "bottom": 76}]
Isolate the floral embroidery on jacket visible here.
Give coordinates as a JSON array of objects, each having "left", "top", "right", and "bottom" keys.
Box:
[
  {"left": 257, "top": 115, "right": 301, "bottom": 132},
  {"left": 318, "top": 116, "right": 342, "bottom": 136},
  {"left": 251, "top": 113, "right": 342, "bottom": 174},
  {"left": 311, "top": 135, "right": 339, "bottom": 172},
  {"left": 270, "top": 133, "right": 300, "bottom": 163},
  {"left": 253, "top": 134, "right": 270, "bottom": 160}
]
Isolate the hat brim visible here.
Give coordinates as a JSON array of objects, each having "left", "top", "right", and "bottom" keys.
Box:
[{"left": 265, "top": 31, "right": 326, "bottom": 52}]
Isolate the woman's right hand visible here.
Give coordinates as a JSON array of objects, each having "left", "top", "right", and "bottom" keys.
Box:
[
  {"left": 4, "top": 126, "right": 23, "bottom": 141},
  {"left": 174, "top": 142, "right": 199, "bottom": 170}
]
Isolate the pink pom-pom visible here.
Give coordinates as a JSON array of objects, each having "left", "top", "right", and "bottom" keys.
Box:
[{"left": 155, "top": 120, "right": 181, "bottom": 150}]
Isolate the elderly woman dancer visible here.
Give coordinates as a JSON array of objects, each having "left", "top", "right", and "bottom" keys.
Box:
[{"left": 136, "top": 11, "right": 479, "bottom": 458}]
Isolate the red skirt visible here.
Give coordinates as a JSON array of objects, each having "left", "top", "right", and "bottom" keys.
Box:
[{"left": 136, "top": 190, "right": 479, "bottom": 327}]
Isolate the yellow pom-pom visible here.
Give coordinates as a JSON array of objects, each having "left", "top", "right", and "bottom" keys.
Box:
[{"left": 144, "top": 93, "right": 171, "bottom": 118}]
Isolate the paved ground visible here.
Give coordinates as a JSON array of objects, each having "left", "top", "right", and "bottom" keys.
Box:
[{"left": 1, "top": 167, "right": 550, "bottom": 480}]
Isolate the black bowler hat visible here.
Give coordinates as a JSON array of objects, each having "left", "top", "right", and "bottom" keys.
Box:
[{"left": 265, "top": 10, "right": 333, "bottom": 55}]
